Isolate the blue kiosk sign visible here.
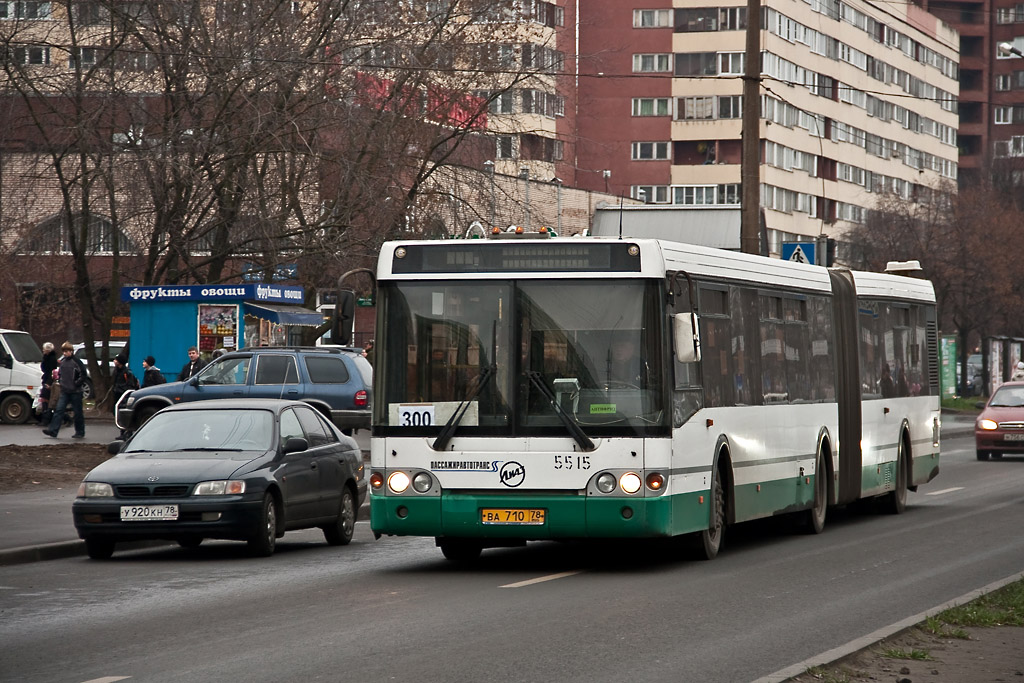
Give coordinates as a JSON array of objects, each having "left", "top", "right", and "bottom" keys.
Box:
[{"left": 120, "top": 284, "right": 322, "bottom": 379}]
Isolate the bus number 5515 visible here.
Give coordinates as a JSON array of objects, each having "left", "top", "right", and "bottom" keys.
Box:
[{"left": 554, "top": 455, "right": 590, "bottom": 470}]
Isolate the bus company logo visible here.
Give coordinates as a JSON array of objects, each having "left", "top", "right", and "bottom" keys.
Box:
[
  {"left": 499, "top": 461, "right": 525, "bottom": 488},
  {"left": 429, "top": 460, "right": 499, "bottom": 472}
]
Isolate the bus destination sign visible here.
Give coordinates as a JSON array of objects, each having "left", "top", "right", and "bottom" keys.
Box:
[{"left": 392, "top": 243, "right": 641, "bottom": 274}]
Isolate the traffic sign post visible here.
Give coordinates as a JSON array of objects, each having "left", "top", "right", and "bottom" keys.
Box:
[{"left": 781, "top": 242, "right": 816, "bottom": 265}]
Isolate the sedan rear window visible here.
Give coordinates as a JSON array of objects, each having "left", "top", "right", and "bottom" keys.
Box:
[
  {"left": 305, "top": 356, "right": 350, "bottom": 383},
  {"left": 125, "top": 410, "right": 275, "bottom": 453}
]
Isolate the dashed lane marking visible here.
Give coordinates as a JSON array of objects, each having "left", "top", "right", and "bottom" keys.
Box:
[
  {"left": 500, "top": 571, "right": 583, "bottom": 588},
  {"left": 926, "top": 487, "right": 965, "bottom": 496},
  {"left": 80, "top": 677, "right": 131, "bottom": 683}
]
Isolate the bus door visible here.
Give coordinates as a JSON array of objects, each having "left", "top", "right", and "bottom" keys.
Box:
[{"left": 828, "top": 270, "right": 862, "bottom": 504}]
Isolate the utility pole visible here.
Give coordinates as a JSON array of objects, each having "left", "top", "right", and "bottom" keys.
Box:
[{"left": 741, "top": 0, "right": 761, "bottom": 255}]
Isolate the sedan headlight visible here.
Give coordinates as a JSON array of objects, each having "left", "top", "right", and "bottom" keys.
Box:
[
  {"left": 77, "top": 481, "right": 113, "bottom": 497},
  {"left": 978, "top": 418, "right": 998, "bottom": 431},
  {"left": 193, "top": 480, "right": 246, "bottom": 495}
]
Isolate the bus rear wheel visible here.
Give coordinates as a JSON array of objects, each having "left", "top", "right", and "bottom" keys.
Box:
[{"left": 438, "top": 539, "right": 482, "bottom": 563}]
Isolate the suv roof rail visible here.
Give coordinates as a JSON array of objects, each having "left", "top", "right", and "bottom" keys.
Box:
[{"left": 236, "top": 345, "right": 343, "bottom": 354}]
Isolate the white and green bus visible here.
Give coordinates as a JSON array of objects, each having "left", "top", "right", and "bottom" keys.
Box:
[{"left": 368, "top": 235, "right": 940, "bottom": 561}]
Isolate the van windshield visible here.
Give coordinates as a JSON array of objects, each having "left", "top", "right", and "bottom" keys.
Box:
[{"left": 2, "top": 333, "right": 42, "bottom": 363}]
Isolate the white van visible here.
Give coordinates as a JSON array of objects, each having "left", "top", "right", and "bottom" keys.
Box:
[{"left": 0, "top": 329, "right": 44, "bottom": 424}]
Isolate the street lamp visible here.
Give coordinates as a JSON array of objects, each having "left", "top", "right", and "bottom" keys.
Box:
[
  {"left": 520, "top": 165, "right": 530, "bottom": 229},
  {"left": 999, "top": 42, "right": 1023, "bottom": 58},
  {"left": 483, "top": 160, "right": 496, "bottom": 227}
]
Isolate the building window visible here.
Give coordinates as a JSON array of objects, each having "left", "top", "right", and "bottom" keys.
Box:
[
  {"left": 997, "top": 74, "right": 1013, "bottom": 91},
  {"left": 634, "top": 9, "right": 671, "bottom": 27},
  {"left": 718, "top": 95, "right": 741, "bottom": 118},
  {"left": 68, "top": 47, "right": 97, "bottom": 69},
  {"left": 674, "top": 52, "right": 717, "bottom": 76},
  {"left": 631, "top": 141, "right": 670, "bottom": 160},
  {"left": 680, "top": 96, "right": 714, "bottom": 119},
  {"left": 0, "top": 1, "right": 51, "bottom": 19},
  {"left": 718, "top": 52, "right": 744, "bottom": 75},
  {"left": 633, "top": 53, "right": 672, "bottom": 72},
  {"left": 674, "top": 186, "right": 716, "bottom": 205},
  {"left": 632, "top": 97, "right": 671, "bottom": 116},
  {"left": 632, "top": 185, "right": 670, "bottom": 203},
  {"left": 11, "top": 45, "right": 50, "bottom": 64},
  {"left": 496, "top": 135, "right": 515, "bottom": 159},
  {"left": 996, "top": 106, "right": 1013, "bottom": 124}
]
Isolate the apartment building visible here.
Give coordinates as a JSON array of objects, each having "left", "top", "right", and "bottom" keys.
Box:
[
  {"left": 574, "top": 1, "right": 961, "bottom": 251},
  {"left": 918, "top": 0, "right": 1024, "bottom": 188}
]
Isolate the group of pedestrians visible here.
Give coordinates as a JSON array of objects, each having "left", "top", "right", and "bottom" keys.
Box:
[{"left": 37, "top": 342, "right": 208, "bottom": 439}]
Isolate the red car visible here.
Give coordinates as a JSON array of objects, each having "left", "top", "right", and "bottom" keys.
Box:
[{"left": 975, "top": 381, "right": 1024, "bottom": 460}]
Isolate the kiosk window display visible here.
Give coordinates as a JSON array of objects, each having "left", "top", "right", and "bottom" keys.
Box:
[{"left": 199, "top": 304, "right": 239, "bottom": 353}]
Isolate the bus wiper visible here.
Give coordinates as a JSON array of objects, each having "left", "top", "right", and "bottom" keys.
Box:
[
  {"left": 431, "top": 365, "right": 494, "bottom": 452},
  {"left": 526, "top": 371, "right": 595, "bottom": 452}
]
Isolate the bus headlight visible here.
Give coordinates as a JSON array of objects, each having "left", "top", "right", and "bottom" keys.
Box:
[
  {"left": 619, "top": 472, "right": 642, "bottom": 494},
  {"left": 596, "top": 472, "right": 616, "bottom": 493},
  {"left": 978, "top": 419, "right": 998, "bottom": 431},
  {"left": 412, "top": 472, "right": 433, "bottom": 493},
  {"left": 388, "top": 471, "right": 411, "bottom": 493}
]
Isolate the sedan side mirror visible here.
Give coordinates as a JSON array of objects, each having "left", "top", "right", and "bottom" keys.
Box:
[
  {"left": 189, "top": 375, "right": 201, "bottom": 387},
  {"left": 107, "top": 440, "right": 125, "bottom": 455},
  {"left": 283, "top": 437, "right": 309, "bottom": 454},
  {"left": 975, "top": 401, "right": 986, "bottom": 409}
]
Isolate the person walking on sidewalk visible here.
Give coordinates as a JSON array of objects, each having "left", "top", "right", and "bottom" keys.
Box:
[
  {"left": 42, "top": 341, "right": 87, "bottom": 439},
  {"left": 177, "top": 346, "right": 207, "bottom": 381},
  {"left": 142, "top": 356, "right": 166, "bottom": 387},
  {"left": 111, "top": 354, "right": 139, "bottom": 408}
]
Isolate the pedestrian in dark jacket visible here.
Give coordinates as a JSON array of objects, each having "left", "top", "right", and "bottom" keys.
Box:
[
  {"left": 177, "top": 346, "right": 207, "bottom": 381},
  {"left": 37, "top": 342, "right": 58, "bottom": 424},
  {"left": 111, "top": 354, "right": 139, "bottom": 409},
  {"left": 43, "top": 341, "right": 86, "bottom": 438},
  {"left": 142, "top": 355, "right": 166, "bottom": 387}
]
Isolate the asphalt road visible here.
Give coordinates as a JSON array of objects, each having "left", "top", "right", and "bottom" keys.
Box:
[{"left": 1, "top": 432, "right": 1022, "bottom": 683}]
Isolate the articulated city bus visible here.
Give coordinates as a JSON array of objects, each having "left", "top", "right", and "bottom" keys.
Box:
[{"left": 368, "top": 234, "right": 940, "bottom": 561}]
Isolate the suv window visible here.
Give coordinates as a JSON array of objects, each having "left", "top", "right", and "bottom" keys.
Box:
[
  {"left": 295, "top": 405, "right": 332, "bottom": 447},
  {"left": 201, "top": 356, "right": 250, "bottom": 385},
  {"left": 255, "top": 355, "right": 299, "bottom": 384},
  {"left": 305, "top": 356, "right": 351, "bottom": 383}
]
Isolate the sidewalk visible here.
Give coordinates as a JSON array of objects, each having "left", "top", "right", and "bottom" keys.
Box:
[{"left": 0, "top": 412, "right": 976, "bottom": 567}]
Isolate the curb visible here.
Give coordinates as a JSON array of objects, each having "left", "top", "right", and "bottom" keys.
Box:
[
  {"left": 0, "top": 501, "right": 371, "bottom": 567},
  {"left": 752, "top": 570, "right": 1024, "bottom": 683}
]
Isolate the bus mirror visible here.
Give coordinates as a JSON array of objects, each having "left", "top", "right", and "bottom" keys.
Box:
[{"left": 673, "top": 313, "right": 701, "bottom": 363}]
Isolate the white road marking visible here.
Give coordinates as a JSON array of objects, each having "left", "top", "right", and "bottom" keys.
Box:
[
  {"left": 80, "top": 677, "right": 131, "bottom": 683},
  {"left": 500, "top": 571, "right": 583, "bottom": 588},
  {"left": 926, "top": 487, "right": 965, "bottom": 496}
]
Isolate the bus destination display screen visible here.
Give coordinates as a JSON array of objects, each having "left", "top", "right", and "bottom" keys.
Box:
[{"left": 392, "top": 243, "right": 641, "bottom": 274}]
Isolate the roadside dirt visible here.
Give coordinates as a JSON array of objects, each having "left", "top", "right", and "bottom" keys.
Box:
[
  {"left": 786, "top": 623, "right": 1024, "bottom": 682},
  {"left": 0, "top": 443, "right": 111, "bottom": 493}
]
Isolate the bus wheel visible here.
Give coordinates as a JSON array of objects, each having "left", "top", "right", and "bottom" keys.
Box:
[
  {"left": 884, "top": 438, "right": 909, "bottom": 515},
  {"left": 803, "top": 449, "right": 828, "bottom": 534},
  {"left": 695, "top": 471, "right": 725, "bottom": 560},
  {"left": 439, "top": 539, "right": 482, "bottom": 563}
]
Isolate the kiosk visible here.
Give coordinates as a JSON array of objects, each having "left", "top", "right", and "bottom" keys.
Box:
[{"left": 121, "top": 284, "right": 323, "bottom": 380}]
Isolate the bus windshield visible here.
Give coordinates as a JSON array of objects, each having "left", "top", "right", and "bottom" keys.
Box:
[{"left": 375, "top": 279, "right": 666, "bottom": 436}]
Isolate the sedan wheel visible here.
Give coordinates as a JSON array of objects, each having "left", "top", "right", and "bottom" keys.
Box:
[
  {"left": 85, "top": 538, "right": 115, "bottom": 560},
  {"left": 247, "top": 493, "right": 278, "bottom": 557},
  {"left": 976, "top": 450, "right": 990, "bottom": 461},
  {"left": 323, "top": 488, "right": 356, "bottom": 546}
]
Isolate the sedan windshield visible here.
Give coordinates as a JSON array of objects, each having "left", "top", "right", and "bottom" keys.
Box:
[
  {"left": 125, "top": 410, "right": 274, "bottom": 453},
  {"left": 990, "top": 385, "right": 1024, "bottom": 407}
]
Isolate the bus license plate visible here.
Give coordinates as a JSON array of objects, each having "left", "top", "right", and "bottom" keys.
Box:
[
  {"left": 481, "top": 508, "right": 545, "bottom": 525},
  {"left": 121, "top": 505, "right": 179, "bottom": 521}
]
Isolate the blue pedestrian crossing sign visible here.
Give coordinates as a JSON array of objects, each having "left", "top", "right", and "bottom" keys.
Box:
[{"left": 782, "top": 242, "right": 816, "bottom": 265}]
